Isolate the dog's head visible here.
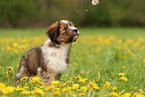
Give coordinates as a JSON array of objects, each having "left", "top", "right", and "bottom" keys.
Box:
[{"left": 46, "top": 20, "right": 79, "bottom": 45}]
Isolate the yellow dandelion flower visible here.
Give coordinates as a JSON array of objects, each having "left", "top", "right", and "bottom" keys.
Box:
[
  {"left": 13, "top": 43, "right": 18, "bottom": 47},
  {"left": 32, "top": 76, "right": 40, "bottom": 82},
  {"left": 0, "top": 95, "right": 8, "bottom": 97},
  {"left": 106, "top": 81, "right": 111, "bottom": 89},
  {"left": 21, "top": 90, "right": 31, "bottom": 95},
  {"left": 70, "top": 91, "right": 75, "bottom": 95},
  {"left": 13, "top": 49, "right": 18, "bottom": 54},
  {"left": 78, "top": 75, "right": 82, "bottom": 79},
  {"left": 18, "top": 46, "right": 22, "bottom": 49},
  {"left": 122, "top": 66, "right": 127, "bottom": 69},
  {"left": 58, "top": 83, "right": 63, "bottom": 88},
  {"left": 53, "top": 90, "right": 61, "bottom": 96},
  {"left": 33, "top": 87, "right": 45, "bottom": 97},
  {"left": 89, "top": 82, "right": 94, "bottom": 86},
  {"left": 20, "top": 76, "right": 29, "bottom": 81},
  {"left": 79, "top": 93, "right": 85, "bottom": 96},
  {"left": 66, "top": 74, "right": 69, "bottom": 77},
  {"left": 40, "top": 82, "right": 44, "bottom": 85},
  {"left": 118, "top": 73, "right": 125, "bottom": 76},
  {"left": 67, "top": 80, "right": 73, "bottom": 84},
  {"left": 0, "top": 66, "right": 1, "bottom": 68},
  {"left": 136, "top": 93, "right": 144, "bottom": 97},
  {"left": 133, "top": 54, "right": 135, "bottom": 57},
  {"left": 133, "top": 43, "right": 138, "bottom": 48},
  {"left": 16, "top": 64, "right": 19, "bottom": 69},
  {"left": 89, "top": 82, "right": 99, "bottom": 89},
  {"left": 52, "top": 81, "right": 60, "bottom": 85},
  {"left": 0, "top": 82, "right": 5, "bottom": 89},
  {"left": 121, "top": 93, "right": 131, "bottom": 97},
  {"left": 73, "top": 76, "right": 77, "bottom": 79},
  {"left": 46, "top": 92, "right": 51, "bottom": 95},
  {"left": 23, "top": 86, "right": 29, "bottom": 89},
  {"left": 109, "top": 35, "right": 116, "bottom": 40},
  {"left": 62, "top": 87, "right": 71, "bottom": 93},
  {"left": 44, "top": 85, "right": 55, "bottom": 91},
  {"left": 119, "top": 90, "right": 125, "bottom": 95},
  {"left": 6, "top": 67, "right": 14, "bottom": 72},
  {"left": 52, "top": 88, "right": 60, "bottom": 92},
  {"left": 104, "top": 94, "right": 108, "bottom": 97},
  {"left": 46, "top": 95, "right": 51, "bottom": 97},
  {"left": 74, "top": 63, "right": 78, "bottom": 66},
  {"left": 144, "top": 59, "right": 145, "bottom": 63},
  {"left": 87, "top": 85, "right": 91, "bottom": 90},
  {"left": 72, "top": 94, "right": 77, "bottom": 97},
  {"left": 113, "top": 87, "right": 117, "bottom": 91},
  {"left": 132, "top": 92, "right": 138, "bottom": 97},
  {"left": 7, "top": 46, "right": 12, "bottom": 51},
  {"left": 79, "top": 51, "right": 83, "bottom": 54},
  {"left": 93, "top": 84, "right": 99, "bottom": 90},
  {"left": 138, "top": 89, "right": 144, "bottom": 93},
  {"left": 1, "top": 86, "right": 15, "bottom": 94},
  {"left": 80, "top": 86, "right": 87, "bottom": 92},
  {"left": 16, "top": 80, "right": 19, "bottom": 84},
  {"left": 134, "top": 87, "right": 138, "bottom": 89},
  {"left": 15, "top": 86, "right": 25, "bottom": 91},
  {"left": 29, "top": 80, "right": 35, "bottom": 85},
  {"left": 80, "top": 71, "right": 84, "bottom": 74},
  {"left": 109, "top": 92, "right": 120, "bottom": 97},
  {"left": 63, "top": 82, "right": 67, "bottom": 86},
  {"left": 118, "top": 46, "right": 122, "bottom": 50},
  {"left": 40, "top": 85, "right": 45, "bottom": 89},
  {"left": 77, "top": 89, "right": 81, "bottom": 92},
  {"left": 30, "top": 80, "right": 34, "bottom": 83},
  {"left": 126, "top": 48, "right": 130, "bottom": 52},
  {"left": 79, "top": 78, "right": 88, "bottom": 83},
  {"left": 5, "top": 71, "right": 9, "bottom": 78},
  {"left": 119, "top": 77, "right": 128, "bottom": 81},
  {"left": 72, "top": 84, "right": 79, "bottom": 90}
]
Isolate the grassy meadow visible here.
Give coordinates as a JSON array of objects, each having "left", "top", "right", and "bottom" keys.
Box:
[{"left": 0, "top": 27, "right": 145, "bottom": 97}]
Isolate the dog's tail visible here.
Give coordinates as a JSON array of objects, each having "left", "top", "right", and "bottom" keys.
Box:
[
  {"left": 15, "top": 55, "right": 27, "bottom": 81},
  {"left": 15, "top": 66, "right": 25, "bottom": 81}
]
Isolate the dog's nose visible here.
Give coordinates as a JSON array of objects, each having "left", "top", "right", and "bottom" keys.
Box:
[{"left": 73, "top": 29, "right": 78, "bottom": 34}]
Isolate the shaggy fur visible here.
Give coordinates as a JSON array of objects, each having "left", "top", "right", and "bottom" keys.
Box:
[{"left": 15, "top": 20, "right": 79, "bottom": 86}]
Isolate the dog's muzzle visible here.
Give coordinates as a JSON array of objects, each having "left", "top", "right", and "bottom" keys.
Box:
[{"left": 72, "top": 29, "right": 80, "bottom": 42}]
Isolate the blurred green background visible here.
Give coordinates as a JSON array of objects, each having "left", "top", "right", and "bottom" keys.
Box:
[{"left": 0, "top": 0, "right": 145, "bottom": 28}]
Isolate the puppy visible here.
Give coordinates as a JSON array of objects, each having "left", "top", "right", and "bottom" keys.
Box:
[{"left": 15, "top": 20, "right": 80, "bottom": 86}]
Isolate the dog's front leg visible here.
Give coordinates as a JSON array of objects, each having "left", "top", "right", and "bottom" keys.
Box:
[
  {"left": 44, "top": 72, "right": 55, "bottom": 87},
  {"left": 37, "top": 67, "right": 55, "bottom": 86}
]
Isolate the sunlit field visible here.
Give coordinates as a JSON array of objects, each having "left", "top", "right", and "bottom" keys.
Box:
[{"left": 0, "top": 28, "right": 145, "bottom": 97}]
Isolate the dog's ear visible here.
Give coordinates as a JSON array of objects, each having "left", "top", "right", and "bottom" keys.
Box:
[{"left": 46, "top": 21, "right": 60, "bottom": 44}]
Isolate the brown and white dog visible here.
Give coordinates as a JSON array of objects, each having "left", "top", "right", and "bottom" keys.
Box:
[{"left": 15, "top": 20, "right": 79, "bottom": 86}]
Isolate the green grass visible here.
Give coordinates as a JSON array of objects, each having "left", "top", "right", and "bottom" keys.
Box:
[
  {"left": 0, "top": 27, "right": 145, "bottom": 38},
  {"left": 0, "top": 27, "right": 145, "bottom": 97}
]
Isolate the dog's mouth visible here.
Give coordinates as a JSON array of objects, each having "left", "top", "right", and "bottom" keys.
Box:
[
  {"left": 59, "top": 29, "right": 80, "bottom": 43},
  {"left": 72, "top": 30, "right": 80, "bottom": 42}
]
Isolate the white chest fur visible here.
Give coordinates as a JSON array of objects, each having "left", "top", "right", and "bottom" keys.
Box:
[{"left": 41, "top": 39, "right": 71, "bottom": 75}]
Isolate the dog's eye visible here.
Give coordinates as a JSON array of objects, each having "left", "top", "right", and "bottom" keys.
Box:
[{"left": 63, "top": 27, "right": 67, "bottom": 30}]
